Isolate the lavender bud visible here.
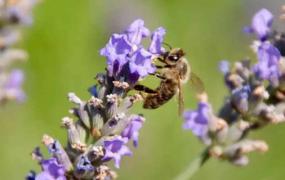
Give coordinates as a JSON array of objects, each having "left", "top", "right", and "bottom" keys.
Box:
[
  {"left": 95, "top": 165, "right": 118, "bottom": 180},
  {"left": 232, "top": 156, "right": 249, "bottom": 166},
  {"left": 223, "top": 140, "right": 268, "bottom": 160},
  {"left": 227, "top": 120, "right": 250, "bottom": 142},
  {"left": 68, "top": 92, "right": 83, "bottom": 105},
  {"left": 75, "top": 121, "right": 88, "bottom": 145},
  {"left": 101, "top": 113, "right": 128, "bottom": 136},
  {"left": 106, "top": 94, "right": 119, "bottom": 118},
  {"left": 42, "top": 134, "right": 73, "bottom": 171},
  {"left": 96, "top": 73, "right": 108, "bottom": 99},
  {"left": 213, "top": 118, "right": 229, "bottom": 144},
  {"left": 113, "top": 81, "right": 129, "bottom": 89},
  {"left": 62, "top": 117, "right": 86, "bottom": 150},
  {"left": 75, "top": 155, "right": 95, "bottom": 179},
  {"left": 78, "top": 106, "right": 91, "bottom": 129},
  {"left": 88, "top": 145, "right": 104, "bottom": 162}
]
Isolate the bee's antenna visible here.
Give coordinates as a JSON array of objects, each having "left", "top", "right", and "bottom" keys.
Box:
[{"left": 163, "top": 42, "right": 172, "bottom": 50}]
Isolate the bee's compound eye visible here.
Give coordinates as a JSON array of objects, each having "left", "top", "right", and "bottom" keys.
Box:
[{"left": 168, "top": 55, "right": 179, "bottom": 61}]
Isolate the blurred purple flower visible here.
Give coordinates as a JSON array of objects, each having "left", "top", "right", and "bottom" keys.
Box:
[
  {"left": 124, "top": 19, "right": 150, "bottom": 46},
  {"left": 253, "top": 42, "right": 281, "bottom": 83},
  {"left": 102, "top": 136, "right": 132, "bottom": 168},
  {"left": 129, "top": 47, "right": 156, "bottom": 78},
  {"left": 35, "top": 158, "right": 66, "bottom": 180},
  {"left": 149, "top": 27, "right": 166, "bottom": 54},
  {"left": 244, "top": 8, "right": 273, "bottom": 41},
  {"left": 121, "top": 115, "right": 145, "bottom": 147},
  {"left": 183, "top": 102, "right": 210, "bottom": 140},
  {"left": 5, "top": 69, "right": 25, "bottom": 101},
  {"left": 6, "top": 0, "right": 38, "bottom": 25},
  {"left": 219, "top": 60, "right": 230, "bottom": 74},
  {"left": 232, "top": 85, "right": 251, "bottom": 113}
]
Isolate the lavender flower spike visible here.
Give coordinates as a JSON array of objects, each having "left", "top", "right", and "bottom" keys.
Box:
[
  {"left": 177, "top": 9, "right": 285, "bottom": 180},
  {"left": 29, "top": 19, "right": 172, "bottom": 179}
]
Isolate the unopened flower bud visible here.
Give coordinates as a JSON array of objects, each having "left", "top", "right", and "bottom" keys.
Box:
[
  {"left": 68, "top": 92, "right": 82, "bottom": 105},
  {"left": 113, "top": 81, "right": 129, "bottom": 89},
  {"left": 42, "top": 134, "right": 73, "bottom": 171}
]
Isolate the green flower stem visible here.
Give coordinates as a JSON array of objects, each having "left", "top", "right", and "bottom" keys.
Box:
[{"left": 174, "top": 148, "right": 210, "bottom": 180}]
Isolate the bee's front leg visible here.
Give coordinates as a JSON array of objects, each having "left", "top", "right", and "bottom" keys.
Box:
[
  {"left": 149, "top": 72, "right": 166, "bottom": 80},
  {"left": 133, "top": 84, "right": 157, "bottom": 94}
]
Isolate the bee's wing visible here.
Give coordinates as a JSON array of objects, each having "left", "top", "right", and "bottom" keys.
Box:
[
  {"left": 190, "top": 72, "right": 205, "bottom": 94},
  {"left": 178, "top": 76, "right": 184, "bottom": 116}
]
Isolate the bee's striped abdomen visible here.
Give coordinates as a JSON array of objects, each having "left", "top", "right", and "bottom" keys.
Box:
[{"left": 143, "top": 80, "right": 177, "bottom": 109}]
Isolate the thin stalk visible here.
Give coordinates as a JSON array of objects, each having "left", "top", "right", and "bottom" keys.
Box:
[{"left": 174, "top": 148, "right": 210, "bottom": 180}]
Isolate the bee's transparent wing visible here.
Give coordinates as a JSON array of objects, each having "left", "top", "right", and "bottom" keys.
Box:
[
  {"left": 190, "top": 72, "right": 205, "bottom": 94},
  {"left": 178, "top": 77, "right": 184, "bottom": 116}
]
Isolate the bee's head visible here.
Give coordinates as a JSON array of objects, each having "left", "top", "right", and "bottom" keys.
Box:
[{"left": 164, "top": 48, "right": 185, "bottom": 65}]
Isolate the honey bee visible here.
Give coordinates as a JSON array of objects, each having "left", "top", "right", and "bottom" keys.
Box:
[{"left": 134, "top": 47, "right": 204, "bottom": 115}]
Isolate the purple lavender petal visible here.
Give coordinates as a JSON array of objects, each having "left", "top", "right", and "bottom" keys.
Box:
[
  {"left": 129, "top": 48, "right": 156, "bottom": 78},
  {"left": 100, "top": 34, "right": 132, "bottom": 76},
  {"left": 183, "top": 102, "right": 210, "bottom": 139},
  {"left": 253, "top": 42, "right": 281, "bottom": 83},
  {"left": 246, "top": 8, "right": 273, "bottom": 41},
  {"left": 124, "top": 19, "right": 150, "bottom": 45},
  {"left": 35, "top": 158, "right": 66, "bottom": 180},
  {"left": 102, "top": 136, "right": 132, "bottom": 168},
  {"left": 121, "top": 115, "right": 144, "bottom": 147},
  {"left": 149, "top": 27, "right": 166, "bottom": 54}
]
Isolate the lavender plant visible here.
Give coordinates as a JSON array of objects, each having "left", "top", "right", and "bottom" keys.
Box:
[
  {"left": 27, "top": 19, "right": 167, "bottom": 180},
  {"left": 0, "top": 0, "right": 38, "bottom": 103},
  {"left": 176, "top": 8, "right": 285, "bottom": 180}
]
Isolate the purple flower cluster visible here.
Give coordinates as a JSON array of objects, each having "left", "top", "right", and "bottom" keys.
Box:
[
  {"left": 100, "top": 19, "right": 166, "bottom": 83},
  {"left": 182, "top": 8, "right": 285, "bottom": 166}
]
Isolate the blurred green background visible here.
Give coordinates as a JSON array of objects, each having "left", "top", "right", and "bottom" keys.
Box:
[{"left": 0, "top": 0, "right": 285, "bottom": 179}]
